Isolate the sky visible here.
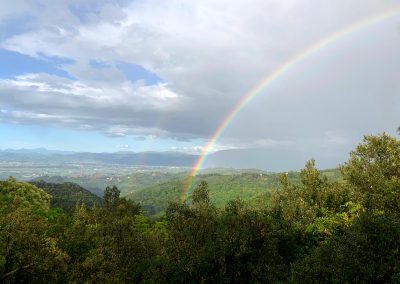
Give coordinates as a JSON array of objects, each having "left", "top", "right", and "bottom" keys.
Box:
[{"left": 0, "top": 0, "right": 400, "bottom": 168}]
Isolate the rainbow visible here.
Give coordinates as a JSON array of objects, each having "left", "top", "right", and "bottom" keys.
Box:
[{"left": 181, "top": 8, "right": 400, "bottom": 202}]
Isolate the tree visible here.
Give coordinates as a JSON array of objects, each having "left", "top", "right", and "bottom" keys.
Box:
[
  {"left": 191, "top": 180, "right": 210, "bottom": 206},
  {"left": 66, "top": 186, "right": 156, "bottom": 283},
  {"left": 0, "top": 177, "right": 50, "bottom": 215},
  {"left": 0, "top": 178, "right": 68, "bottom": 282},
  {"left": 165, "top": 182, "right": 219, "bottom": 282},
  {"left": 293, "top": 133, "right": 400, "bottom": 282},
  {"left": 341, "top": 133, "right": 400, "bottom": 210},
  {"left": 104, "top": 185, "right": 121, "bottom": 211}
]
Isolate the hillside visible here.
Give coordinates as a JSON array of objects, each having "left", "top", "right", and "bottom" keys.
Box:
[
  {"left": 115, "top": 171, "right": 188, "bottom": 195},
  {"left": 128, "top": 169, "right": 342, "bottom": 216},
  {"left": 30, "top": 180, "right": 103, "bottom": 213},
  {"left": 32, "top": 170, "right": 188, "bottom": 197},
  {"left": 28, "top": 168, "right": 341, "bottom": 216}
]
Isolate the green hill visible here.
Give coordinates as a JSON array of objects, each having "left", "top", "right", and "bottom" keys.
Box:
[
  {"left": 127, "top": 172, "right": 281, "bottom": 217},
  {"left": 30, "top": 180, "right": 103, "bottom": 213},
  {"left": 115, "top": 171, "right": 188, "bottom": 196},
  {"left": 32, "top": 170, "right": 189, "bottom": 198},
  {"left": 127, "top": 169, "right": 342, "bottom": 216}
]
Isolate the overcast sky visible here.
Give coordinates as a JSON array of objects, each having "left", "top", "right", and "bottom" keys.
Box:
[{"left": 0, "top": 0, "right": 399, "bottom": 168}]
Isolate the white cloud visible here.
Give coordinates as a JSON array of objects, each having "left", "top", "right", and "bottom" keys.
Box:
[
  {"left": 170, "top": 142, "right": 242, "bottom": 154},
  {"left": 322, "top": 131, "right": 349, "bottom": 147},
  {"left": 115, "top": 144, "right": 131, "bottom": 149},
  {"left": 0, "top": 73, "right": 181, "bottom": 136}
]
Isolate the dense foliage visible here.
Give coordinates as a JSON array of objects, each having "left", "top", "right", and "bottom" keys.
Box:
[
  {"left": 1, "top": 133, "right": 400, "bottom": 283},
  {"left": 30, "top": 180, "right": 103, "bottom": 213}
]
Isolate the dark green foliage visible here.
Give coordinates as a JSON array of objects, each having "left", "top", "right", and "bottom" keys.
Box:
[
  {"left": 1, "top": 133, "right": 400, "bottom": 282},
  {"left": 62, "top": 185, "right": 166, "bottom": 283},
  {"left": 341, "top": 133, "right": 400, "bottom": 211},
  {"left": 0, "top": 178, "right": 68, "bottom": 283},
  {"left": 165, "top": 186, "right": 285, "bottom": 283},
  {"left": 129, "top": 178, "right": 185, "bottom": 217},
  {"left": 190, "top": 180, "right": 210, "bottom": 205},
  {"left": 30, "top": 180, "right": 104, "bottom": 213},
  {"left": 292, "top": 210, "right": 400, "bottom": 283}
]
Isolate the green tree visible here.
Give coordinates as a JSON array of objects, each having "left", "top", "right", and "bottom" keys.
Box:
[
  {"left": 165, "top": 182, "right": 219, "bottom": 282},
  {"left": 66, "top": 186, "right": 160, "bottom": 283},
  {"left": 191, "top": 180, "right": 210, "bottom": 206},
  {"left": 293, "top": 133, "right": 400, "bottom": 282},
  {"left": 0, "top": 178, "right": 68, "bottom": 283},
  {"left": 0, "top": 177, "right": 50, "bottom": 215},
  {"left": 216, "top": 199, "right": 284, "bottom": 283},
  {"left": 341, "top": 133, "right": 400, "bottom": 210}
]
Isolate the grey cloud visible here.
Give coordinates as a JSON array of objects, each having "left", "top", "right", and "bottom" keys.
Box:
[{"left": 0, "top": 73, "right": 182, "bottom": 137}]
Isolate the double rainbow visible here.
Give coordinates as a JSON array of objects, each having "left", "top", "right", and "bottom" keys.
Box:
[{"left": 181, "top": 8, "right": 400, "bottom": 201}]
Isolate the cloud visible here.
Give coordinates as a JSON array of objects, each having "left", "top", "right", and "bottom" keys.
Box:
[
  {"left": 0, "top": 0, "right": 400, "bottom": 162},
  {"left": 170, "top": 142, "right": 241, "bottom": 155},
  {"left": 0, "top": 72, "right": 181, "bottom": 136},
  {"left": 115, "top": 144, "right": 131, "bottom": 149},
  {"left": 322, "top": 131, "right": 349, "bottom": 147}
]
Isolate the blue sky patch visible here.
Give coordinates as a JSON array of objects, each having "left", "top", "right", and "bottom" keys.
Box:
[
  {"left": 0, "top": 14, "right": 34, "bottom": 41},
  {"left": 0, "top": 49, "right": 73, "bottom": 79},
  {"left": 117, "top": 61, "right": 162, "bottom": 85},
  {"left": 89, "top": 59, "right": 113, "bottom": 69}
]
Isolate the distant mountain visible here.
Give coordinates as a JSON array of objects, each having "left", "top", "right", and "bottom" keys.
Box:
[
  {"left": 2, "top": 148, "right": 74, "bottom": 155},
  {"left": 67, "top": 151, "right": 198, "bottom": 166},
  {"left": 0, "top": 147, "right": 346, "bottom": 170},
  {"left": 0, "top": 148, "right": 198, "bottom": 167},
  {"left": 30, "top": 180, "right": 103, "bottom": 213}
]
